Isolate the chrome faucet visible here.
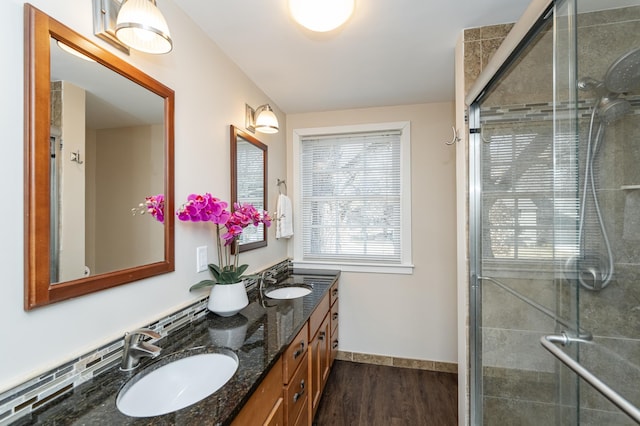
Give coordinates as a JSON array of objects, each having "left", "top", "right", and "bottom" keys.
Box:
[
  {"left": 120, "top": 328, "right": 162, "bottom": 371},
  {"left": 259, "top": 269, "right": 277, "bottom": 292}
]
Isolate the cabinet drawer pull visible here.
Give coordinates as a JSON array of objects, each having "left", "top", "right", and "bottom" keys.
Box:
[
  {"left": 293, "top": 379, "right": 305, "bottom": 403},
  {"left": 332, "top": 312, "right": 338, "bottom": 321},
  {"left": 292, "top": 341, "right": 305, "bottom": 359},
  {"left": 318, "top": 331, "right": 326, "bottom": 341},
  {"left": 332, "top": 340, "right": 339, "bottom": 349},
  {"left": 332, "top": 288, "right": 338, "bottom": 297}
]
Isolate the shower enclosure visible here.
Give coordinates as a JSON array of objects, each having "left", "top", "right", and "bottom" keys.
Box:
[{"left": 467, "top": 0, "right": 640, "bottom": 424}]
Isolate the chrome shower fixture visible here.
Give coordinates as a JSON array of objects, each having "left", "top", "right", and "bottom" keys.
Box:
[
  {"left": 577, "top": 76, "right": 604, "bottom": 92},
  {"left": 597, "top": 95, "right": 631, "bottom": 124},
  {"left": 577, "top": 46, "right": 640, "bottom": 124},
  {"left": 577, "top": 79, "right": 631, "bottom": 124},
  {"left": 604, "top": 46, "right": 640, "bottom": 94},
  {"left": 568, "top": 47, "right": 640, "bottom": 291}
]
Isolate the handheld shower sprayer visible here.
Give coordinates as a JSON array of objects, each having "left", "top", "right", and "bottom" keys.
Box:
[{"left": 569, "top": 47, "right": 640, "bottom": 291}]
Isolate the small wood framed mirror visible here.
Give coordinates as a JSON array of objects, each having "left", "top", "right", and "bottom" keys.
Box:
[{"left": 230, "top": 125, "right": 268, "bottom": 252}]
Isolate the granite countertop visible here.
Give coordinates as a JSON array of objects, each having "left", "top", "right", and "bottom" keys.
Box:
[{"left": 17, "top": 269, "right": 339, "bottom": 426}]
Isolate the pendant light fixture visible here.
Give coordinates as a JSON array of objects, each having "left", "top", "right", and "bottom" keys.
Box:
[
  {"left": 115, "top": 0, "right": 173, "bottom": 54},
  {"left": 289, "top": 0, "right": 355, "bottom": 32}
]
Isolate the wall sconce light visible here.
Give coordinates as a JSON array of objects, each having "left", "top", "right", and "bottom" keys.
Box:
[
  {"left": 92, "top": 0, "right": 173, "bottom": 55},
  {"left": 288, "top": 0, "right": 355, "bottom": 32},
  {"left": 245, "top": 104, "right": 279, "bottom": 134}
]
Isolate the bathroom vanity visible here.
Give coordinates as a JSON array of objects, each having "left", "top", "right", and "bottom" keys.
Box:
[{"left": 14, "top": 270, "right": 339, "bottom": 425}]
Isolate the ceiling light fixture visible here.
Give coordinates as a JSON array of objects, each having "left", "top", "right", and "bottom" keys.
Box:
[
  {"left": 288, "top": 0, "right": 355, "bottom": 32},
  {"left": 115, "top": 0, "right": 173, "bottom": 54},
  {"left": 246, "top": 104, "right": 279, "bottom": 134}
]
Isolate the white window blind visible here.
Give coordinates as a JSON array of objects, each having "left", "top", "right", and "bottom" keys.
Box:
[{"left": 300, "top": 130, "right": 403, "bottom": 264}]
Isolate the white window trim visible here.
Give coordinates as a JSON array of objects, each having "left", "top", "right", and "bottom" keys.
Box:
[{"left": 292, "top": 121, "right": 414, "bottom": 274}]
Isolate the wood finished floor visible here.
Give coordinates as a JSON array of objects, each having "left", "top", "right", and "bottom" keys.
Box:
[{"left": 314, "top": 360, "right": 458, "bottom": 426}]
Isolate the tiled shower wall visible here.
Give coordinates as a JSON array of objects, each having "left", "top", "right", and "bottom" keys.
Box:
[
  {"left": 463, "top": 23, "right": 514, "bottom": 96},
  {"left": 464, "top": 5, "right": 640, "bottom": 425},
  {"left": 51, "top": 81, "right": 61, "bottom": 128},
  {"left": 574, "top": 6, "right": 640, "bottom": 424}
]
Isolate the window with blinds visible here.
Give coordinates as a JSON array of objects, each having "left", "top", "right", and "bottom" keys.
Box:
[
  {"left": 481, "top": 126, "right": 579, "bottom": 269},
  {"left": 299, "top": 129, "right": 406, "bottom": 266}
]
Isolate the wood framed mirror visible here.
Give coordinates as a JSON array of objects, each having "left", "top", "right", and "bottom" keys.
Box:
[
  {"left": 230, "top": 125, "right": 268, "bottom": 253},
  {"left": 24, "top": 4, "right": 175, "bottom": 310}
]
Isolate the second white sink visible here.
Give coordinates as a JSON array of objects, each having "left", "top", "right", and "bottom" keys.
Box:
[
  {"left": 116, "top": 348, "right": 238, "bottom": 417},
  {"left": 265, "top": 286, "right": 312, "bottom": 299}
]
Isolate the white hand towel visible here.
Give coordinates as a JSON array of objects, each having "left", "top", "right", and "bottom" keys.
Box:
[{"left": 276, "top": 193, "right": 294, "bottom": 239}]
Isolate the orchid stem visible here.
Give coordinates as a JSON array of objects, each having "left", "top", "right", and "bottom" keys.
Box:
[
  {"left": 216, "top": 225, "right": 223, "bottom": 269},
  {"left": 234, "top": 240, "right": 239, "bottom": 270}
]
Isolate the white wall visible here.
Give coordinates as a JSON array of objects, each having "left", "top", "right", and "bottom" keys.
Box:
[
  {"left": 0, "top": 0, "right": 288, "bottom": 393},
  {"left": 58, "top": 82, "right": 87, "bottom": 282},
  {"left": 93, "top": 125, "right": 164, "bottom": 273},
  {"left": 287, "top": 104, "right": 458, "bottom": 363}
]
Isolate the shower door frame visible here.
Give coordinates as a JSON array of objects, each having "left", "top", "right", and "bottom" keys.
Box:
[{"left": 468, "top": 102, "right": 483, "bottom": 426}]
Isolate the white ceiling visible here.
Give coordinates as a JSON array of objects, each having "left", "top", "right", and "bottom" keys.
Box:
[{"left": 174, "top": 0, "right": 532, "bottom": 114}]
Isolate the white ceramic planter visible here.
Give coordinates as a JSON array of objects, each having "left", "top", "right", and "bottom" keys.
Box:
[{"left": 207, "top": 282, "right": 249, "bottom": 317}]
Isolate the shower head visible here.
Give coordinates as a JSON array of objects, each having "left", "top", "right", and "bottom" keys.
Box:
[
  {"left": 578, "top": 49, "right": 639, "bottom": 124},
  {"left": 604, "top": 46, "right": 640, "bottom": 94},
  {"left": 597, "top": 95, "right": 631, "bottom": 124}
]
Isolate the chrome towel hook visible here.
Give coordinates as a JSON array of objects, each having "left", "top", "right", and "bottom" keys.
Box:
[
  {"left": 445, "top": 127, "right": 461, "bottom": 145},
  {"left": 277, "top": 178, "right": 287, "bottom": 195},
  {"left": 71, "top": 150, "right": 84, "bottom": 164}
]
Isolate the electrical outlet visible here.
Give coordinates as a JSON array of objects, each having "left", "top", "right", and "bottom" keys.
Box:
[{"left": 196, "top": 246, "right": 208, "bottom": 272}]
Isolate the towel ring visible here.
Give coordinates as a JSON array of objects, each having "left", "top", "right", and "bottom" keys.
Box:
[{"left": 277, "top": 178, "right": 287, "bottom": 195}]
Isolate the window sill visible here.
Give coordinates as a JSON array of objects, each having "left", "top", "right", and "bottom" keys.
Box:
[{"left": 292, "top": 260, "right": 414, "bottom": 275}]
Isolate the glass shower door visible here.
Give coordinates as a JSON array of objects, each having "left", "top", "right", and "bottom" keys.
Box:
[
  {"left": 470, "top": 0, "right": 640, "bottom": 424},
  {"left": 469, "top": 1, "right": 581, "bottom": 424}
]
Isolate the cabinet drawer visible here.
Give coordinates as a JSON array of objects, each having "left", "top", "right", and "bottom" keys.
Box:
[
  {"left": 330, "top": 301, "right": 338, "bottom": 336},
  {"left": 329, "top": 282, "right": 339, "bottom": 306},
  {"left": 284, "top": 352, "right": 309, "bottom": 426},
  {"left": 309, "top": 293, "right": 330, "bottom": 339},
  {"left": 283, "top": 323, "right": 308, "bottom": 384}
]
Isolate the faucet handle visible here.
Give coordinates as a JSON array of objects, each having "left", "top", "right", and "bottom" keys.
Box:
[
  {"left": 262, "top": 269, "right": 277, "bottom": 284},
  {"left": 121, "top": 328, "right": 162, "bottom": 371},
  {"left": 131, "top": 328, "right": 161, "bottom": 339},
  {"left": 125, "top": 328, "right": 161, "bottom": 345}
]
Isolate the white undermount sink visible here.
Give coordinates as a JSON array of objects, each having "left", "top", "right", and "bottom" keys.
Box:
[
  {"left": 116, "top": 349, "right": 238, "bottom": 417},
  {"left": 265, "top": 286, "right": 312, "bottom": 299}
]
